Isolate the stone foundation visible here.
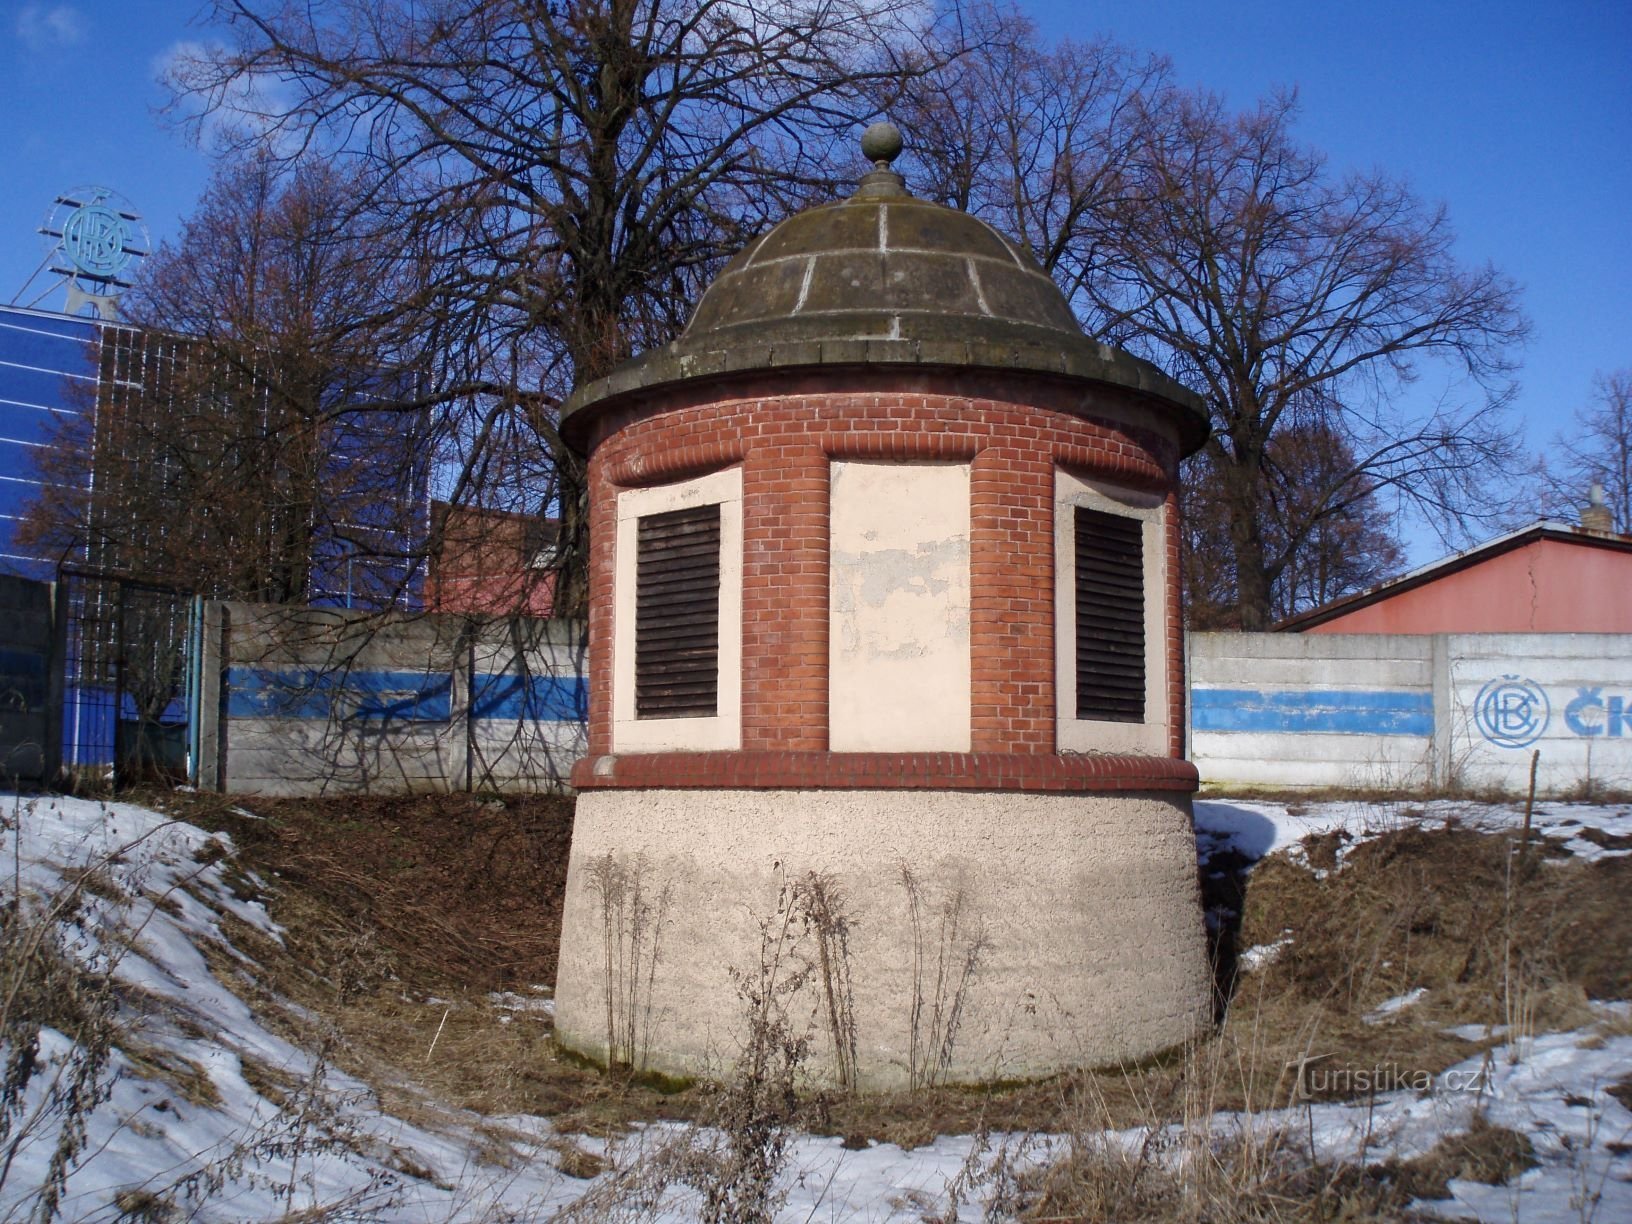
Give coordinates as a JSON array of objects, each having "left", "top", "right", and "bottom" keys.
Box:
[{"left": 553, "top": 787, "right": 1211, "bottom": 1089}]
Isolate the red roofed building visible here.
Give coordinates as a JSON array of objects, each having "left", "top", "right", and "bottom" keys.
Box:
[
  {"left": 1278, "top": 519, "right": 1632, "bottom": 635},
  {"left": 426, "top": 501, "right": 558, "bottom": 617}
]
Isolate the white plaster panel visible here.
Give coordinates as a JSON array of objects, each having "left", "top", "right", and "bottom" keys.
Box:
[
  {"left": 611, "top": 467, "right": 743, "bottom": 752},
  {"left": 828, "top": 460, "right": 971, "bottom": 752},
  {"left": 1055, "top": 470, "right": 1168, "bottom": 754}
]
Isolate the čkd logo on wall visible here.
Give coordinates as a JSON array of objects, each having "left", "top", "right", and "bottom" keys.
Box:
[
  {"left": 1475, "top": 675, "right": 1632, "bottom": 747},
  {"left": 1563, "top": 688, "right": 1632, "bottom": 738},
  {"left": 1475, "top": 675, "right": 1549, "bottom": 748}
]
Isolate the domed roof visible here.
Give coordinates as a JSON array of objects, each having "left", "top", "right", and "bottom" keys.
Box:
[
  {"left": 682, "top": 169, "right": 1082, "bottom": 350},
  {"left": 560, "top": 126, "right": 1206, "bottom": 451}
]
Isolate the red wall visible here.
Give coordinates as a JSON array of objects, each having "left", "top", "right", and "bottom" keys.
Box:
[
  {"left": 1306, "top": 536, "right": 1632, "bottom": 634},
  {"left": 425, "top": 502, "right": 557, "bottom": 617}
]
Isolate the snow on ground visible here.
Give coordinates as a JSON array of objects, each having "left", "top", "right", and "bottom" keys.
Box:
[
  {"left": 1193, "top": 794, "right": 1632, "bottom": 871},
  {"left": 0, "top": 792, "right": 570, "bottom": 1221},
  {"left": 2, "top": 790, "right": 1630, "bottom": 1221}
]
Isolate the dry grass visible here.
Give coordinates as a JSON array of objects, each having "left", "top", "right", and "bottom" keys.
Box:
[
  {"left": 99, "top": 788, "right": 1631, "bottom": 1222},
  {"left": 1001, "top": 1073, "right": 1537, "bottom": 1222},
  {"left": 122, "top": 1042, "right": 222, "bottom": 1109},
  {"left": 1235, "top": 823, "right": 1632, "bottom": 1032},
  {"left": 158, "top": 792, "right": 1632, "bottom": 1125}
]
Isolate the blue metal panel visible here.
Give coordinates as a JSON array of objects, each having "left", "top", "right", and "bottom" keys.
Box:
[
  {"left": 0, "top": 308, "right": 98, "bottom": 574},
  {"left": 0, "top": 440, "right": 46, "bottom": 482},
  {"left": 0, "top": 365, "right": 94, "bottom": 412},
  {"left": 0, "top": 310, "right": 99, "bottom": 365},
  {"left": 306, "top": 369, "right": 430, "bottom": 611},
  {"left": 471, "top": 672, "right": 588, "bottom": 722},
  {"left": 0, "top": 401, "right": 80, "bottom": 445},
  {"left": 1191, "top": 688, "right": 1434, "bottom": 736},
  {"left": 63, "top": 683, "right": 117, "bottom": 768},
  {"left": 117, "top": 692, "right": 189, "bottom": 724}
]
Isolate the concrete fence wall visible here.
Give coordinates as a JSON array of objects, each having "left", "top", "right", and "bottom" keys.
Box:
[
  {"left": 0, "top": 575, "right": 55, "bottom": 783},
  {"left": 207, "top": 601, "right": 585, "bottom": 797},
  {"left": 11, "top": 591, "right": 1626, "bottom": 799},
  {"left": 1189, "top": 632, "right": 1632, "bottom": 796}
]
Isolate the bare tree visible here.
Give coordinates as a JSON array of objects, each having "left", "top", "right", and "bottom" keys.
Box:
[
  {"left": 1087, "top": 90, "right": 1527, "bottom": 629},
  {"left": 171, "top": 0, "right": 941, "bottom": 615},
  {"left": 906, "top": 47, "right": 1528, "bottom": 631},
  {"left": 21, "top": 152, "right": 429, "bottom": 607},
  {"left": 1181, "top": 420, "right": 1404, "bottom": 628},
  {"left": 889, "top": 1, "right": 1169, "bottom": 323},
  {"left": 1543, "top": 370, "right": 1632, "bottom": 531},
  {"left": 1260, "top": 421, "right": 1403, "bottom": 621}
]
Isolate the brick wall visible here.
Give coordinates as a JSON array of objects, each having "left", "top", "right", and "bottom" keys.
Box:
[
  {"left": 581, "top": 367, "right": 1186, "bottom": 773},
  {"left": 426, "top": 501, "right": 557, "bottom": 617}
]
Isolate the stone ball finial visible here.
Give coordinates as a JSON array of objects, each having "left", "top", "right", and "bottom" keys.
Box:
[{"left": 861, "top": 121, "right": 903, "bottom": 167}]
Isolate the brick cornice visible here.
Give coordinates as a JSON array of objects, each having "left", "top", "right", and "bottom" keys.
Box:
[{"left": 571, "top": 751, "right": 1198, "bottom": 793}]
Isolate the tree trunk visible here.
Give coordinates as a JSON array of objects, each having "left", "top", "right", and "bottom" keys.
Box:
[{"left": 1219, "top": 450, "right": 1274, "bottom": 631}]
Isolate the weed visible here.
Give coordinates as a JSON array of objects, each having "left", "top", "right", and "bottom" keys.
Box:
[
  {"left": 790, "top": 871, "right": 857, "bottom": 1092},
  {"left": 695, "top": 886, "right": 815, "bottom": 1224},
  {"left": 899, "top": 864, "right": 990, "bottom": 1090},
  {"left": 586, "top": 852, "right": 671, "bottom": 1072},
  {"left": 1, "top": 796, "right": 127, "bottom": 1222}
]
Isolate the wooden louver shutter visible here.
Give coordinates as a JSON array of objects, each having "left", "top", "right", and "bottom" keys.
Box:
[
  {"left": 1075, "top": 506, "right": 1145, "bottom": 723},
  {"left": 635, "top": 503, "right": 721, "bottom": 718}
]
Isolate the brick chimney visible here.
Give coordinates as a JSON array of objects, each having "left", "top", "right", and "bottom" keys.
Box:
[{"left": 1581, "top": 481, "right": 1614, "bottom": 533}]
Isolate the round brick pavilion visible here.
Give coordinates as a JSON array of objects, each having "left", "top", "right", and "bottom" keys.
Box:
[{"left": 552, "top": 127, "right": 1213, "bottom": 1088}]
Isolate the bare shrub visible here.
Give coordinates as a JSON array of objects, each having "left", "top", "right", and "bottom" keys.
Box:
[
  {"left": 689, "top": 880, "right": 820, "bottom": 1224},
  {"left": 586, "top": 853, "right": 671, "bottom": 1072},
  {"left": 790, "top": 871, "right": 857, "bottom": 1092},
  {"left": 557, "top": 875, "right": 824, "bottom": 1223},
  {"left": 899, "top": 864, "right": 990, "bottom": 1090}
]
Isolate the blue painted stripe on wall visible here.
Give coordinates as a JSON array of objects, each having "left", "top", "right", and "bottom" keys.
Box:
[
  {"left": 471, "top": 672, "right": 587, "bottom": 722},
  {"left": 1192, "top": 688, "right": 1433, "bottom": 736},
  {"left": 225, "top": 667, "right": 452, "bottom": 721}
]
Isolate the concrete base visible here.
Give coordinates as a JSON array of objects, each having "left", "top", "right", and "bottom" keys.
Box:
[{"left": 553, "top": 787, "right": 1211, "bottom": 1089}]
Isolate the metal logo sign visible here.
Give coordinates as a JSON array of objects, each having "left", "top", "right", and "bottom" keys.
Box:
[
  {"left": 20, "top": 185, "right": 149, "bottom": 320},
  {"left": 60, "top": 199, "right": 134, "bottom": 280},
  {"left": 1474, "top": 675, "right": 1550, "bottom": 748}
]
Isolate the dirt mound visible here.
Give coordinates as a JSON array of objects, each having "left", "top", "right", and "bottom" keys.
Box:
[
  {"left": 166, "top": 790, "right": 575, "bottom": 992},
  {"left": 1236, "top": 822, "right": 1632, "bottom": 1023}
]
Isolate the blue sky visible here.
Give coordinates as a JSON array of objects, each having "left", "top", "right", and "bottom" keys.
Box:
[
  {"left": 2, "top": 0, "right": 1627, "bottom": 543},
  {"left": 1030, "top": 0, "right": 1632, "bottom": 496}
]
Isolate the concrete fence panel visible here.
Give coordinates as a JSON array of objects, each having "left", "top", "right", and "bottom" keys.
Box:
[
  {"left": 1189, "top": 631, "right": 1632, "bottom": 796},
  {"left": 1444, "top": 633, "right": 1632, "bottom": 796},
  {"left": 208, "top": 602, "right": 584, "bottom": 797},
  {"left": 467, "top": 617, "right": 587, "bottom": 792},
  {"left": 1188, "top": 632, "right": 1436, "bottom": 791}
]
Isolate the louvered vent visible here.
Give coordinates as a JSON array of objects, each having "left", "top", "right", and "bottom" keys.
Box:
[
  {"left": 1075, "top": 506, "right": 1145, "bottom": 723},
  {"left": 635, "top": 503, "right": 721, "bottom": 718}
]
